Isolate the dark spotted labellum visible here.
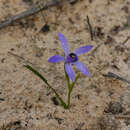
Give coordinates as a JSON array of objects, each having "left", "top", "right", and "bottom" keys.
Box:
[{"left": 66, "top": 53, "right": 78, "bottom": 63}]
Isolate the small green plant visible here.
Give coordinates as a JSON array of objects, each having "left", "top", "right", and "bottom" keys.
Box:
[{"left": 25, "top": 32, "right": 93, "bottom": 109}]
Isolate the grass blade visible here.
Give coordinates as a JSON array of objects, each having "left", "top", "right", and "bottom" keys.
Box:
[
  {"left": 70, "top": 73, "right": 80, "bottom": 91},
  {"left": 24, "top": 65, "right": 68, "bottom": 108},
  {"left": 24, "top": 65, "right": 48, "bottom": 85}
]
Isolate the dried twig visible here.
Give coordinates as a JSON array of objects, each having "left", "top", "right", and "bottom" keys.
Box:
[
  {"left": 123, "top": 111, "right": 130, "bottom": 115},
  {"left": 115, "top": 115, "right": 130, "bottom": 119},
  {"left": 0, "top": 0, "right": 74, "bottom": 29},
  {"left": 8, "top": 51, "right": 51, "bottom": 74},
  {"left": 103, "top": 72, "right": 130, "bottom": 83},
  {"left": 90, "top": 43, "right": 103, "bottom": 57},
  {"left": 8, "top": 51, "right": 36, "bottom": 66},
  {"left": 121, "top": 36, "right": 130, "bottom": 45},
  {"left": 105, "top": 113, "right": 130, "bottom": 119},
  {"left": 105, "top": 113, "right": 130, "bottom": 120},
  {"left": 86, "top": 15, "right": 93, "bottom": 40},
  {"left": 8, "top": 51, "right": 50, "bottom": 90},
  {"left": 115, "top": 111, "right": 130, "bottom": 119},
  {"left": 8, "top": 51, "right": 46, "bottom": 72}
]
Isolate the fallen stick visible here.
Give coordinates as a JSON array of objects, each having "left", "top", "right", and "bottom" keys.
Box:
[
  {"left": 0, "top": 0, "right": 75, "bottom": 29},
  {"left": 8, "top": 51, "right": 37, "bottom": 66},
  {"left": 86, "top": 15, "right": 93, "bottom": 40},
  {"left": 115, "top": 115, "right": 130, "bottom": 119},
  {"left": 121, "top": 36, "right": 130, "bottom": 45},
  {"left": 103, "top": 72, "right": 130, "bottom": 83},
  {"left": 105, "top": 113, "right": 130, "bottom": 119}
]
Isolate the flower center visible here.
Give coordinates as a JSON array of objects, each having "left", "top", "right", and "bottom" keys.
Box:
[
  {"left": 66, "top": 53, "right": 78, "bottom": 63},
  {"left": 69, "top": 53, "right": 77, "bottom": 58}
]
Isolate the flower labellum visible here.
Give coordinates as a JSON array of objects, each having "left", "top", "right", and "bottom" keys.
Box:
[
  {"left": 66, "top": 53, "right": 78, "bottom": 63},
  {"left": 48, "top": 32, "right": 93, "bottom": 82}
]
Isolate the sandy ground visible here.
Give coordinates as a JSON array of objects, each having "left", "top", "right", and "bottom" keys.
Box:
[{"left": 0, "top": 0, "right": 130, "bottom": 129}]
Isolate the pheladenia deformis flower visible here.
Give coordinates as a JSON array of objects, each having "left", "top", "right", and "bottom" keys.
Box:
[
  {"left": 48, "top": 32, "right": 93, "bottom": 82},
  {"left": 25, "top": 32, "right": 93, "bottom": 109}
]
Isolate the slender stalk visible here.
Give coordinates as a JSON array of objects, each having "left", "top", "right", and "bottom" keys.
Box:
[
  {"left": 67, "top": 86, "right": 72, "bottom": 108},
  {"left": 67, "top": 74, "right": 80, "bottom": 108}
]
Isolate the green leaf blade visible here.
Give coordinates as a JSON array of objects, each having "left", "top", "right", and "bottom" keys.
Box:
[
  {"left": 70, "top": 73, "right": 80, "bottom": 91},
  {"left": 24, "top": 65, "right": 68, "bottom": 108},
  {"left": 24, "top": 65, "right": 48, "bottom": 85}
]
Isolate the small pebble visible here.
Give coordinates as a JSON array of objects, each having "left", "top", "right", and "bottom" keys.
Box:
[
  {"left": 51, "top": 96, "right": 59, "bottom": 106},
  {"left": 104, "top": 102, "right": 123, "bottom": 114},
  {"left": 41, "top": 24, "right": 50, "bottom": 33}
]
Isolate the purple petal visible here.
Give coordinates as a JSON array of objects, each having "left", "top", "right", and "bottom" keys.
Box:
[
  {"left": 58, "top": 32, "right": 69, "bottom": 56},
  {"left": 48, "top": 55, "right": 65, "bottom": 63},
  {"left": 65, "top": 63, "right": 75, "bottom": 82},
  {"left": 75, "top": 45, "right": 93, "bottom": 56},
  {"left": 74, "top": 61, "right": 91, "bottom": 77}
]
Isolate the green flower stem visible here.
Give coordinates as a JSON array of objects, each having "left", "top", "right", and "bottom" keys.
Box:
[
  {"left": 67, "top": 74, "right": 80, "bottom": 108},
  {"left": 64, "top": 64, "right": 80, "bottom": 109},
  {"left": 67, "top": 85, "right": 72, "bottom": 108}
]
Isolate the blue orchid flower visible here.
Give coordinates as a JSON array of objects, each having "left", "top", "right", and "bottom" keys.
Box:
[{"left": 48, "top": 33, "right": 93, "bottom": 82}]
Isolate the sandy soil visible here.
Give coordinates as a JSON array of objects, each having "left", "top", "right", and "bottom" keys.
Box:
[{"left": 0, "top": 0, "right": 130, "bottom": 129}]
